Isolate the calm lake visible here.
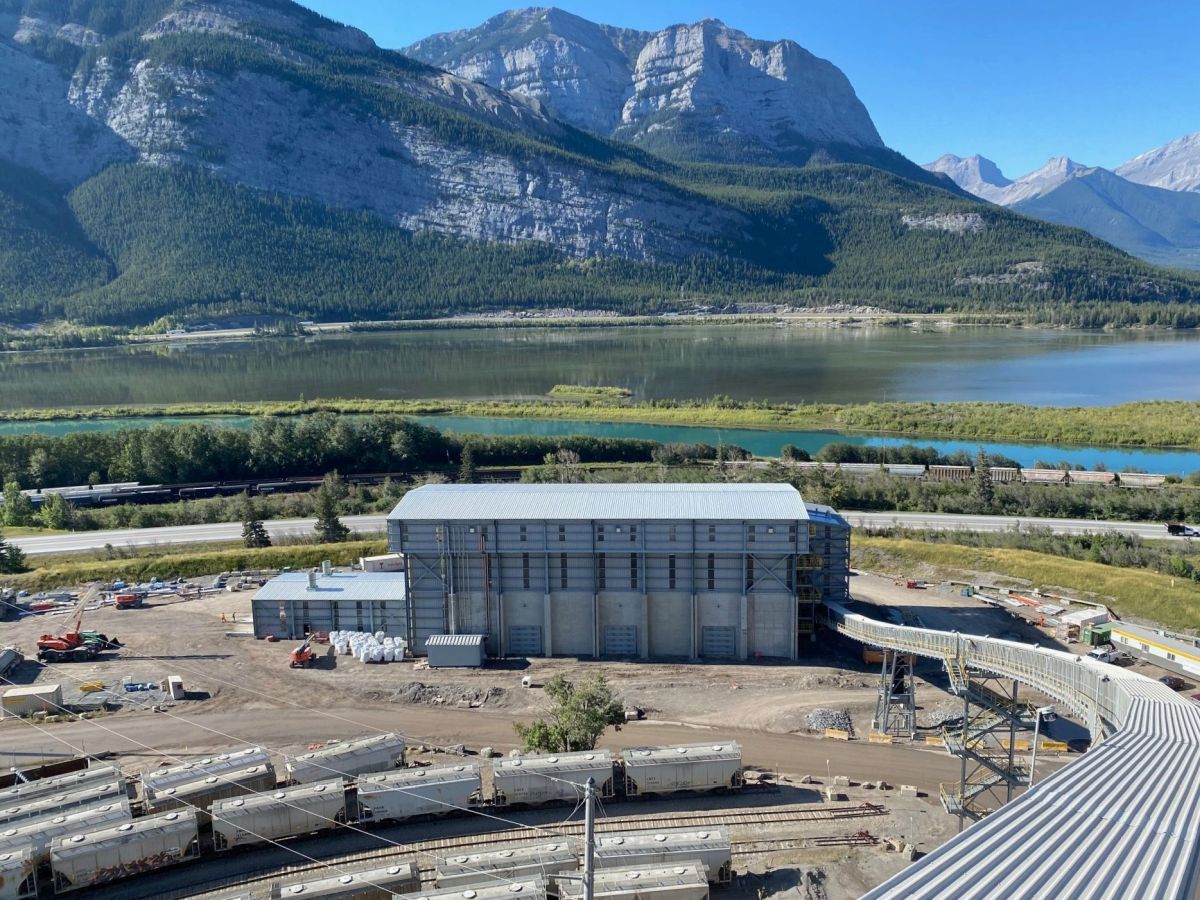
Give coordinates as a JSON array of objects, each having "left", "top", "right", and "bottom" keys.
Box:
[{"left": 3, "top": 325, "right": 1200, "bottom": 409}]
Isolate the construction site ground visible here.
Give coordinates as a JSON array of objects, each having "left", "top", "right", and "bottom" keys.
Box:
[{"left": 1, "top": 568, "right": 1182, "bottom": 899}]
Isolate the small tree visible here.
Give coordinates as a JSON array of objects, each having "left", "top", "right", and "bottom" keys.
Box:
[
  {"left": 2, "top": 480, "right": 34, "bottom": 528},
  {"left": 458, "top": 443, "right": 478, "bottom": 484},
  {"left": 240, "top": 492, "right": 272, "bottom": 549},
  {"left": 313, "top": 477, "right": 350, "bottom": 544},
  {"left": 0, "top": 530, "right": 25, "bottom": 574},
  {"left": 780, "top": 444, "right": 810, "bottom": 463},
  {"left": 514, "top": 673, "right": 626, "bottom": 753},
  {"left": 972, "top": 448, "right": 995, "bottom": 512},
  {"left": 39, "top": 493, "right": 74, "bottom": 531}
]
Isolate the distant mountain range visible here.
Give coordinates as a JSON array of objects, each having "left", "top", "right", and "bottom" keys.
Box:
[
  {"left": 926, "top": 135, "right": 1200, "bottom": 269},
  {"left": 0, "top": 1, "right": 1198, "bottom": 326}
]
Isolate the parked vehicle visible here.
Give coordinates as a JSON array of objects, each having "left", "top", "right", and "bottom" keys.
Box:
[
  {"left": 1166, "top": 522, "right": 1199, "bottom": 537},
  {"left": 1088, "top": 646, "right": 1121, "bottom": 664},
  {"left": 1160, "top": 675, "right": 1187, "bottom": 691}
]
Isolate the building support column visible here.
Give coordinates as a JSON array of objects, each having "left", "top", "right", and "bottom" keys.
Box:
[
  {"left": 690, "top": 594, "right": 699, "bottom": 661},
  {"left": 542, "top": 593, "right": 553, "bottom": 658}
]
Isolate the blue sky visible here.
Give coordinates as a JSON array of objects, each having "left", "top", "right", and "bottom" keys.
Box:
[{"left": 301, "top": 1, "right": 1198, "bottom": 177}]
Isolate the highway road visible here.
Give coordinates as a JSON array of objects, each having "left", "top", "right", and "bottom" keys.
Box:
[{"left": 10, "top": 510, "right": 1185, "bottom": 556}]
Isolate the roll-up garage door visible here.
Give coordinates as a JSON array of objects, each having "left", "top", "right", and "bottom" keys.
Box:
[
  {"left": 701, "top": 626, "right": 737, "bottom": 659},
  {"left": 508, "top": 625, "right": 543, "bottom": 657},
  {"left": 604, "top": 626, "right": 638, "bottom": 658}
]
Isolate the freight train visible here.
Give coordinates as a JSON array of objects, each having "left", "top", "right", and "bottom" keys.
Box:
[{"left": 0, "top": 741, "right": 742, "bottom": 899}]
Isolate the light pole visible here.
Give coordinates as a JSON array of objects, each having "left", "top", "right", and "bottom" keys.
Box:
[{"left": 1029, "top": 705, "right": 1056, "bottom": 789}]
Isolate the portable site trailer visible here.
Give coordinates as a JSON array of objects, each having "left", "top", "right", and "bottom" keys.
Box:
[
  {"left": 1109, "top": 622, "right": 1200, "bottom": 679},
  {"left": 0, "top": 847, "right": 36, "bottom": 900},
  {"left": 141, "top": 747, "right": 272, "bottom": 798},
  {"left": 355, "top": 764, "right": 481, "bottom": 823},
  {"left": 492, "top": 751, "right": 616, "bottom": 806},
  {"left": 436, "top": 841, "right": 578, "bottom": 888},
  {"left": 0, "top": 765, "right": 120, "bottom": 806},
  {"left": 416, "top": 878, "right": 547, "bottom": 900},
  {"left": 50, "top": 810, "right": 200, "bottom": 893},
  {"left": 0, "top": 801, "right": 131, "bottom": 864},
  {"left": 269, "top": 862, "right": 418, "bottom": 900},
  {"left": 0, "top": 783, "right": 127, "bottom": 827},
  {"left": 1, "top": 684, "right": 63, "bottom": 719},
  {"left": 594, "top": 830, "right": 732, "bottom": 883},
  {"left": 146, "top": 765, "right": 276, "bottom": 823},
  {"left": 557, "top": 862, "right": 710, "bottom": 900},
  {"left": 212, "top": 779, "right": 347, "bottom": 850},
  {"left": 286, "top": 733, "right": 405, "bottom": 784},
  {"left": 621, "top": 744, "right": 742, "bottom": 795}
]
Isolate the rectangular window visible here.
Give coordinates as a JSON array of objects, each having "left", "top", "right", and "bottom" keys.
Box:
[
  {"left": 787, "top": 562, "right": 795, "bottom": 591},
  {"left": 746, "top": 557, "right": 755, "bottom": 592},
  {"left": 559, "top": 525, "right": 567, "bottom": 542},
  {"left": 560, "top": 554, "right": 569, "bottom": 590},
  {"left": 708, "top": 525, "right": 716, "bottom": 543},
  {"left": 668, "top": 525, "right": 677, "bottom": 543},
  {"left": 597, "top": 553, "right": 606, "bottom": 590},
  {"left": 522, "top": 553, "right": 531, "bottom": 590},
  {"left": 597, "top": 525, "right": 605, "bottom": 543},
  {"left": 668, "top": 554, "right": 677, "bottom": 590},
  {"left": 630, "top": 555, "right": 639, "bottom": 589},
  {"left": 519, "top": 525, "right": 527, "bottom": 543},
  {"left": 789, "top": 524, "right": 798, "bottom": 544},
  {"left": 629, "top": 525, "right": 638, "bottom": 543},
  {"left": 707, "top": 553, "right": 715, "bottom": 591},
  {"left": 356, "top": 600, "right": 364, "bottom": 631},
  {"left": 748, "top": 525, "right": 756, "bottom": 543}
]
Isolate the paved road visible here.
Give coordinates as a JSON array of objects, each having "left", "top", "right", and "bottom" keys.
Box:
[{"left": 12, "top": 511, "right": 1183, "bottom": 556}]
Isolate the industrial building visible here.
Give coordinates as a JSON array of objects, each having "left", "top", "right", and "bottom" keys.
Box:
[{"left": 252, "top": 483, "right": 850, "bottom": 662}]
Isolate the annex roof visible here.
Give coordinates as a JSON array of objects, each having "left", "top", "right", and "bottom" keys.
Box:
[
  {"left": 389, "top": 484, "right": 809, "bottom": 523},
  {"left": 254, "top": 572, "right": 405, "bottom": 602}
]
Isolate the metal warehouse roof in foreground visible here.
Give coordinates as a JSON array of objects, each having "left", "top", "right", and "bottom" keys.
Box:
[
  {"left": 389, "top": 483, "right": 810, "bottom": 522},
  {"left": 254, "top": 571, "right": 405, "bottom": 601}
]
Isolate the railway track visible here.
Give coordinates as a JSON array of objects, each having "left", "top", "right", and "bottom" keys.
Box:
[{"left": 187, "top": 803, "right": 888, "bottom": 899}]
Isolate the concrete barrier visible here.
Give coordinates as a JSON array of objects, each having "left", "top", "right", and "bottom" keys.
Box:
[
  {"left": 825, "top": 728, "right": 851, "bottom": 741},
  {"left": 869, "top": 732, "right": 897, "bottom": 744},
  {"left": 1040, "top": 739, "right": 1069, "bottom": 753},
  {"left": 925, "top": 736, "right": 946, "bottom": 747}
]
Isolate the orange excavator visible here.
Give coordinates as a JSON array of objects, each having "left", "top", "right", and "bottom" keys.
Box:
[
  {"left": 37, "top": 585, "right": 120, "bottom": 663},
  {"left": 289, "top": 637, "right": 317, "bottom": 669}
]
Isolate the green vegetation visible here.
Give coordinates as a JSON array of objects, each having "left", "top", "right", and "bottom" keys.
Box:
[
  {"left": 854, "top": 535, "right": 1200, "bottom": 633},
  {"left": 313, "top": 474, "right": 350, "bottom": 543},
  {"left": 514, "top": 673, "right": 627, "bottom": 753},
  {"left": 548, "top": 385, "right": 634, "bottom": 400},
  {"left": 0, "top": 538, "right": 388, "bottom": 593},
  {"left": 0, "top": 530, "right": 25, "bottom": 574},
  {"left": 240, "top": 493, "right": 271, "bottom": 549}
]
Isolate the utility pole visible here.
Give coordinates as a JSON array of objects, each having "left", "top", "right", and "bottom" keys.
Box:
[{"left": 584, "top": 776, "right": 596, "bottom": 900}]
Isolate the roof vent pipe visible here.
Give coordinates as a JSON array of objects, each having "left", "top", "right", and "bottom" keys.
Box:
[
  {"left": 321, "top": 560, "right": 332, "bottom": 576},
  {"left": 307, "top": 569, "right": 318, "bottom": 591}
]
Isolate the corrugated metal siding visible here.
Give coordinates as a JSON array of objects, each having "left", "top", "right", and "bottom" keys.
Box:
[
  {"left": 255, "top": 573, "right": 406, "bottom": 603},
  {"left": 425, "top": 634, "right": 486, "bottom": 647},
  {"left": 389, "top": 484, "right": 809, "bottom": 523}
]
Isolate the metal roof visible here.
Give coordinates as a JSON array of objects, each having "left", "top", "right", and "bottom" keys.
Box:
[
  {"left": 1110, "top": 621, "right": 1200, "bottom": 663},
  {"left": 254, "top": 571, "right": 405, "bottom": 602},
  {"left": 389, "top": 484, "right": 810, "bottom": 523},
  {"left": 559, "top": 862, "right": 708, "bottom": 897},
  {"left": 291, "top": 732, "right": 405, "bottom": 764},
  {"left": 358, "top": 764, "right": 479, "bottom": 788},
  {"left": 426, "top": 634, "right": 488, "bottom": 647},
  {"left": 621, "top": 743, "right": 740, "bottom": 765},
  {"left": 416, "top": 877, "right": 547, "bottom": 900},
  {"left": 496, "top": 750, "right": 614, "bottom": 774}
]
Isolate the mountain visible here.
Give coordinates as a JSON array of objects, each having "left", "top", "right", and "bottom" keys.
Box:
[
  {"left": 924, "top": 154, "right": 1011, "bottom": 203},
  {"left": 1013, "top": 168, "right": 1200, "bottom": 270},
  {"left": 0, "top": 0, "right": 1198, "bottom": 326},
  {"left": 1116, "top": 133, "right": 1200, "bottom": 193},
  {"left": 403, "top": 8, "right": 937, "bottom": 180}
]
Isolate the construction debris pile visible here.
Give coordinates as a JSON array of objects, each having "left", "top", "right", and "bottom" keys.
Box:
[{"left": 805, "top": 707, "right": 854, "bottom": 733}]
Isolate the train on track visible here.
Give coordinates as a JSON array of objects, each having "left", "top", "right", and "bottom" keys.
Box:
[{"left": 0, "top": 740, "right": 742, "bottom": 899}]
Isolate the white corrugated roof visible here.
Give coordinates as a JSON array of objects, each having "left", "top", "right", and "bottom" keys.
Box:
[
  {"left": 389, "top": 484, "right": 809, "bottom": 523},
  {"left": 254, "top": 572, "right": 405, "bottom": 602},
  {"left": 426, "top": 634, "right": 487, "bottom": 647}
]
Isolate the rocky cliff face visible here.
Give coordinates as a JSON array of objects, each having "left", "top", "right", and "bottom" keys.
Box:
[
  {"left": 924, "top": 154, "right": 1087, "bottom": 206},
  {"left": 405, "top": 8, "right": 884, "bottom": 164},
  {"left": 0, "top": 0, "right": 746, "bottom": 261},
  {"left": 1116, "top": 133, "right": 1200, "bottom": 193}
]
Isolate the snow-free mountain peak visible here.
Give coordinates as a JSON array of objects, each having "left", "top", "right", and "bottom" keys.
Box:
[{"left": 923, "top": 154, "right": 1012, "bottom": 203}]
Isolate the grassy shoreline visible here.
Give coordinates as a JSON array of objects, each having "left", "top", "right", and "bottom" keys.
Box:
[{"left": 2, "top": 397, "right": 1200, "bottom": 450}]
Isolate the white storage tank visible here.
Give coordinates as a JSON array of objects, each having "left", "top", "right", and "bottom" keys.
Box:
[
  {"left": 436, "top": 841, "right": 578, "bottom": 887},
  {"left": 50, "top": 810, "right": 200, "bottom": 893},
  {"left": 269, "top": 861, "right": 418, "bottom": 899},
  {"left": 0, "top": 766, "right": 120, "bottom": 806},
  {"left": 212, "top": 779, "right": 346, "bottom": 851},
  {"left": 415, "top": 878, "right": 547, "bottom": 900},
  {"left": 621, "top": 744, "right": 742, "bottom": 796},
  {"left": 493, "top": 750, "right": 616, "bottom": 806},
  {"left": 0, "top": 801, "right": 130, "bottom": 865},
  {"left": 355, "top": 764, "right": 481, "bottom": 823},
  {"left": 146, "top": 765, "right": 276, "bottom": 824},
  {"left": 594, "top": 829, "right": 732, "bottom": 883},
  {"left": 286, "top": 733, "right": 405, "bottom": 784},
  {"left": 0, "top": 783, "right": 127, "bottom": 827},
  {"left": 142, "top": 747, "right": 271, "bottom": 798},
  {"left": 557, "top": 862, "right": 710, "bottom": 900},
  {"left": 0, "top": 846, "right": 35, "bottom": 900},
  {"left": 425, "top": 634, "right": 486, "bottom": 668},
  {"left": 1, "top": 684, "right": 62, "bottom": 719}
]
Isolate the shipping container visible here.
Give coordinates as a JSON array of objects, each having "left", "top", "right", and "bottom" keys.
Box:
[
  {"left": 0, "top": 783, "right": 127, "bottom": 827},
  {"left": 212, "top": 779, "right": 346, "bottom": 851},
  {"left": 0, "top": 765, "right": 120, "bottom": 806},
  {"left": 355, "top": 764, "right": 481, "bottom": 823},
  {"left": 436, "top": 841, "right": 577, "bottom": 888},
  {"left": 414, "top": 877, "right": 546, "bottom": 900},
  {"left": 146, "top": 765, "right": 276, "bottom": 823},
  {"left": 51, "top": 810, "right": 200, "bottom": 893},
  {"left": 493, "top": 751, "right": 616, "bottom": 806},
  {"left": 594, "top": 829, "right": 732, "bottom": 883},
  {"left": 0, "top": 847, "right": 35, "bottom": 900},
  {"left": 286, "top": 733, "right": 405, "bottom": 785},
  {"left": 621, "top": 744, "right": 742, "bottom": 796},
  {"left": 142, "top": 747, "right": 271, "bottom": 798},
  {"left": 557, "top": 862, "right": 710, "bottom": 900},
  {"left": 1, "top": 684, "right": 63, "bottom": 719},
  {"left": 0, "top": 801, "right": 130, "bottom": 864},
  {"left": 269, "top": 862, "right": 418, "bottom": 900}
]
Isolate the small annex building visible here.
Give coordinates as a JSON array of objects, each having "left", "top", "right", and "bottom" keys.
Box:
[{"left": 251, "top": 571, "right": 406, "bottom": 640}]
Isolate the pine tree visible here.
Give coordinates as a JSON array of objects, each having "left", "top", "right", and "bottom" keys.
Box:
[
  {"left": 973, "top": 448, "right": 996, "bottom": 512},
  {"left": 458, "top": 443, "right": 478, "bottom": 483},
  {"left": 313, "top": 479, "right": 350, "bottom": 544},
  {"left": 240, "top": 492, "right": 271, "bottom": 548},
  {"left": 39, "top": 493, "right": 74, "bottom": 531},
  {"left": 0, "top": 530, "right": 25, "bottom": 574},
  {"left": 2, "top": 480, "right": 34, "bottom": 528}
]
